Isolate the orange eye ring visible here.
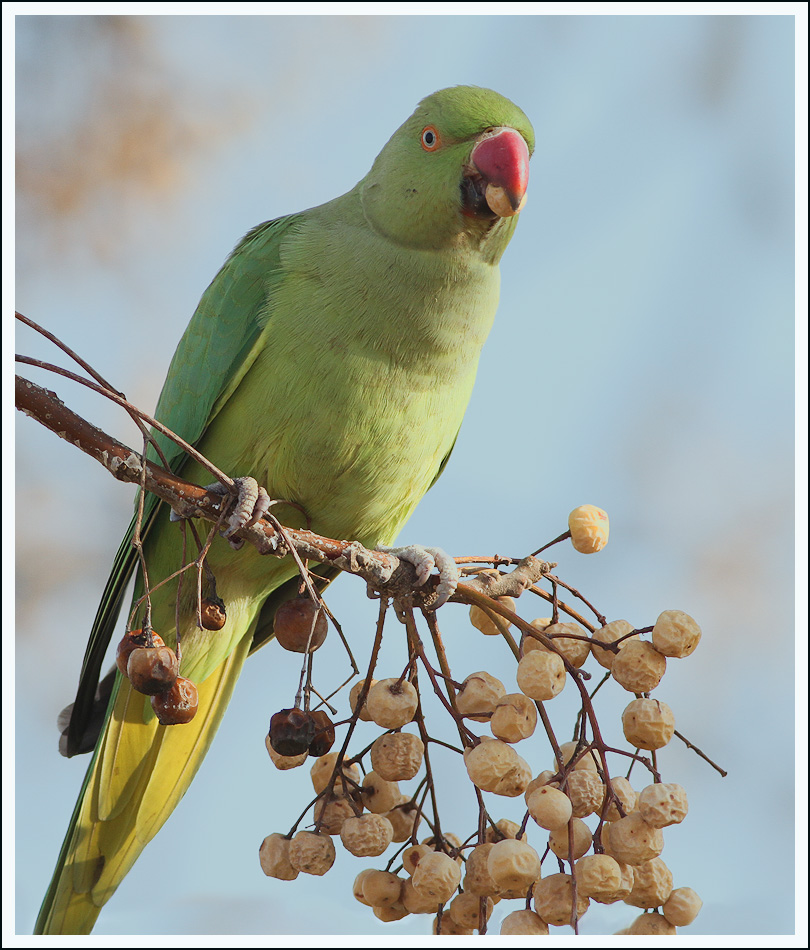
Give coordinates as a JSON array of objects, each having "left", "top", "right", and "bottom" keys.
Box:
[{"left": 420, "top": 126, "right": 441, "bottom": 151}]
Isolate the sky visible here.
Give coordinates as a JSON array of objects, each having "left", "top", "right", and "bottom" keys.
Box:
[{"left": 8, "top": 5, "right": 805, "bottom": 943}]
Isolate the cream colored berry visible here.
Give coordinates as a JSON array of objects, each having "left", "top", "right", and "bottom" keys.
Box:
[
  {"left": 565, "top": 769, "right": 605, "bottom": 818},
  {"left": 484, "top": 818, "right": 522, "bottom": 843},
  {"left": 603, "top": 776, "right": 638, "bottom": 821},
  {"left": 310, "top": 752, "right": 361, "bottom": 795},
  {"left": 524, "top": 770, "right": 560, "bottom": 805},
  {"left": 412, "top": 851, "right": 462, "bottom": 904},
  {"left": 532, "top": 873, "right": 590, "bottom": 926},
  {"left": 593, "top": 860, "right": 634, "bottom": 904},
  {"left": 470, "top": 596, "right": 516, "bottom": 636},
  {"left": 627, "top": 911, "right": 677, "bottom": 934},
  {"left": 340, "top": 813, "right": 394, "bottom": 857},
  {"left": 638, "top": 782, "right": 688, "bottom": 827},
  {"left": 487, "top": 838, "right": 542, "bottom": 892},
  {"left": 574, "top": 854, "right": 623, "bottom": 901},
  {"left": 516, "top": 650, "right": 566, "bottom": 701},
  {"left": 622, "top": 698, "right": 675, "bottom": 750},
  {"left": 264, "top": 735, "right": 308, "bottom": 770},
  {"left": 288, "top": 830, "right": 336, "bottom": 876},
  {"left": 370, "top": 731, "right": 424, "bottom": 781},
  {"left": 349, "top": 678, "right": 376, "bottom": 721},
  {"left": 625, "top": 857, "right": 673, "bottom": 908},
  {"left": 604, "top": 814, "right": 664, "bottom": 865},
  {"left": 490, "top": 692, "right": 537, "bottom": 743},
  {"left": 527, "top": 785, "right": 573, "bottom": 830},
  {"left": 548, "top": 817, "right": 592, "bottom": 859},
  {"left": 590, "top": 620, "right": 638, "bottom": 670},
  {"left": 449, "top": 892, "right": 494, "bottom": 929},
  {"left": 463, "top": 843, "right": 499, "bottom": 897},
  {"left": 557, "top": 741, "right": 600, "bottom": 772},
  {"left": 366, "top": 677, "right": 418, "bottom": 729},
  {"left": 500, "top": 909, "right": 549, "bottom": 934},
  {"left": 464, "top": 739, "right": 531, "bottom": 797},
  {"left": 455, "top": 671, "right": 506, "bottom": 721},
  {"left": 611, "top": 640, "right": 666, "bottom": 693},
  {"left": 313, "top": 795, "right": 356, "bottom": 835},
  {"left": 361, "top": 771, "right": 401, "bottom": 814},
  {"left": 353, "top": 868, "right": 374, "bottom": 905},
  {"left": 385, "top": 802, "right": 418, "bottom": 842},
  {"left": 259, "top": 833, "right": 299, "bottom": 880},
  {"left": 663, "top": 886, "right": 703, "bottom": 926},
  {"left": 402, "top": 842, "right": 432, "bottom": 876},
  {"left": 401, "top": 878, "right": 441, "bottom": 914},
  {"left": 652, "top": 609, "right": 702, "bottom": 658},
  {"left": 542, "top": 622, "right": 591, "bottom": 668},
  {"left": 432, "top": 913, "right": 473, "bottom": 935},
  {"left": 568, "top": 504, "right": 609, "bottom": 553},
  {"left": 362, "top": 869, "right": 404, "bottom": 908},
  {"left": 374, "top": 901, "right": 409, "bottom": 922}
]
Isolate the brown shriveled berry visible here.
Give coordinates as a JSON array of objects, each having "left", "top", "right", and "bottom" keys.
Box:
[
  {"left": 662, "top": 886, "right": 703, "bottom": 926},
  {"left": 199, "top": 595, "right": 227, "bottom": 631},
  {"left": 532, "top": 872, "right": 590, "bottom": 926},
  {"left": 611, "top": 640, "right": 666, "bottom": 693},
  {"left": 268, "top": 708, "right": 315, "bottom": 757},
  {"left": 370, "top": 732, "right": 424, "bottom": 781},
  {"left": 150, "top": 676, "right": 198, "bottom": 724},
  {"left": 127, "top": 645, "right": 179, "bottom": 695},
  {"left": 366, "top": 678, "right": 418, "bottom": 729},
  {"left": 308, "top": 709, "right": 336, "bottom": 757},
  {"left": 455, "top": 671, "right": 506, "bottom": 722},
  {"left": 115, "top": 629, "right": 165, "bottom": 677},
  {"left": 340, "top": 813, "right": 394, "bottom": 857},
  {"left": 548, "top": 817, "right": 592, "bottom": 859},
  {"left": 622, "top": 698, "right": 675, "bottom": 750},
  {"left": 288, "top": 830, "right": 336, "bottom": 876},
  {"left": 652, "top": 609, "right": 702, "bottom": 658},
  {"left": 500, "top": 909, "right": 549, "bottom": 934},
  {"left": 627, "top": 911, "right": 677, "bottom": 934},
  {"left": 568, "top": 504, "right": 609, "bottom": 553},
  {"left": 259, "top": 833, "right": 299, "bottom": 880},
  {"left": 273, "top": 597, "right": 328, "bottom": 653}
]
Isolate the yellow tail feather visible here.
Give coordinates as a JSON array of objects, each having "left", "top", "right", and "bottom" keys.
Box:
[{"left": 36, "top": 634, "right": 253, "bottom": 935}]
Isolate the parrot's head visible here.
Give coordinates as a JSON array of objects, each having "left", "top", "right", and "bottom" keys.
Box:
[{"left": 360, "top": 86, "right": 534, "bottom": 260}]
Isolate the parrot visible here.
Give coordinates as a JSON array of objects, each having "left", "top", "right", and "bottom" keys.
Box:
[{"left": 34, "top": 85, "right": 534, "bottom": 934}]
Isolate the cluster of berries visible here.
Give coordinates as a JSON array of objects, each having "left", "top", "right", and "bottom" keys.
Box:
[{"left": 255, "top": 506, "right": 706, "bottom": 934}]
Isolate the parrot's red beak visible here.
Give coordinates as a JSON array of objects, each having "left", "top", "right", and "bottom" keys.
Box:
[{"left": 465, "top": 127, "right": 530, "bottom": 218}]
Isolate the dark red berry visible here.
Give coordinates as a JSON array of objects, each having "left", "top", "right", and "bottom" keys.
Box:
[
  {"left": 273, "top": 598, "right": 328, "bottom": 653},
  {"left": 268, "top": 708, "right": 316, "bottom": 757},
  {"left": 151, "top": 676, "right": 199, "bottom": 724},
  {"left": 308, "top": 710, "right": 336, "bottom": 757},
  {"left": 116, "top": 629, "right": 165, "bottom": 677},
  {"left": 127, "top": 645, "right": 179, "bottom": 695}
]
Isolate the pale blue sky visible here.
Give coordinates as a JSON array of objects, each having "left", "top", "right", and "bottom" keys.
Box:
[{"left": 11, "top": 9, "right": 799, "bottom": 939}]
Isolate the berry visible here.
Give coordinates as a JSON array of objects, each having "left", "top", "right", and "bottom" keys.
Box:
[
  {"left": 568, "top": 504, "right": 609, "bottom": 553},
  {"left": 150, "top": 676, "right": 198, "bottom": 724},
  {"left": 273, "top": 597, "right": 328, "bottom": 653},
  {"left": 199, "top": 595, "right": 226, "bottom": 631},
  {"left": 127, "top": 644, "right": 178, "bottom": 695},
  {"left": 268, "top": 708, "right": 316, "bottom": 757}
]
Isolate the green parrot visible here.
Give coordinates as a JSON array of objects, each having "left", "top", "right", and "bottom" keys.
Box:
[{"left": 35, "top": 85, "right": 534, "bottom": 934}]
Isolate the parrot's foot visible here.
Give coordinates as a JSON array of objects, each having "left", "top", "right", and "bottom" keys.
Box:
[
  {"left": 171, "top": 476, "right": 271, "bottom": 547},
  {"left": 376, "top": 544, "right": 459, "bottom": 609}
]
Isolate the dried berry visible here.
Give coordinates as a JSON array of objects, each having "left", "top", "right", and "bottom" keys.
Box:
[
  {"left": 625, "top": 856, "right": 673, "bottom": 908},
  {"left": 349, "top": 678, "right": 376, "bottom": 721},
  {"left": 637, "top": 782, "right": 688, "bottom": 827},
  {"left": 411, "top": 851, "right": 461, "bottom": 904},
  {"left": 268, "top": 708, "right": 316, "bottom": 757},
  {"left": 622, "top": 698, "right": 675, "bottom": 750},
  {"left": 590, "top": 619, "right": 637, "bottom": 670},
  {"left": 288, "top": 830, "right": 336, "bottom": 875},
  {"left": 449, "top": 891, "right": 494, "bottom": 929},
  {"left": 490, "top": 692, "right": 537, "bottom": 743},
  {"left": 626, "top": 911, "right": 677, "bottom": 934},
  {"left": 150, "top": 676, "right": 198, "bottom": 725},
  {"left": 662, "top": 886, "right": 703, "bottom": 926},
  {"left": 464, "top": 738, "right": 532, "bottom": 797},
  {"left": 568, "top": 504, "right": 609, "bottom": 553},
  {"left": 308, "top": 709, "right": 336, "bottom": 757},
  {"left": 258, "top": 833, "right": 298, "bottom": 880},
  {"left": 361, "top": 869, "right": 403, "bottom": 908},
  {"left": 264, "top": 736, "right": 308, "bottom": 770},
  {"left": 603, "top": 813, "right": 664, "bottom": 866},
  {"left": 548, "top": 817, "right": 592, "bottom": 859},
  {"left": 273, "top": 597, "right": 328, "bottom": 653},
  {"left": 340, "top": 813, "right": 394, "bottom": 857},
  {"left": 652, "top": 609, "right": 702, "bottom": 657},
  {"left": 310, "top": 752, "right": 361, "bottom": 795},
  {"left": 455, "top": 671, "right": 506, "bottom": 721},
  {"left": 516, "top": 650, "right": 566, "bottom": 701},
  {"left": 366, "top": 678, "right": 418, "bottom": 729},
  {"left": 611, "top": 640, "right": 666, "bottom": 693},
  {"left": 532, "top": 872, "right": 590, "bottom": 926},
  {"left": 127, "top": 644, "right": 179, "bottom": 695},
  {"left": 525, "top": 621, "right": 590, "bottom": 668},
  {"left": 370, "top": 732, "right": 424, "bottom": 781},
  {"left": 361, "top": 771, "right": 402, "bottom": 815},
  {"left": 500, "top": 909, "right": 549, "bottom": 934},
  {"left": 487, "top": 837, "right": 542, "bottom": 892},
  {"left": 115, "top": 629, "right": 165, "bottom": 677},
  {"left": 199, "top": 595, "right": 227, "bottom": 631},
  {"left": 469, "top": 596, "right": 516, "bottom": 636},
  {"left": 527, "top": 784, "right": 573, "bottom": 831}
]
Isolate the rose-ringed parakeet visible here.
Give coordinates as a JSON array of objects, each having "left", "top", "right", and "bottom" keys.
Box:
[{"left": 35, "top": 85, "right": 533, "bottom": 934}]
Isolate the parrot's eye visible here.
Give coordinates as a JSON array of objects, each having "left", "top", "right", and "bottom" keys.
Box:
[{"left": 420, "top": 126, "right": 441, "bottom": 152}]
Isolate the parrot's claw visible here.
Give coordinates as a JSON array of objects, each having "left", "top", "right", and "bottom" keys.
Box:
[
  {"left": 376, "top": 544, "right": 459, "bottom": 609},
  {"left": 170, "top": 476, "right": 271, "bottom": 547}
]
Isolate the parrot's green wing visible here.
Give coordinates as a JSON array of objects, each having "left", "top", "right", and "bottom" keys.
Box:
[{"left": 65, "top": 217, "right": 299, "bottom": 756}]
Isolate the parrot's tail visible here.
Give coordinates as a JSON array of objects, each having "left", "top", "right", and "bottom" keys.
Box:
[{"left": 35, "top": 634, "right": 253, "bottom": 935}]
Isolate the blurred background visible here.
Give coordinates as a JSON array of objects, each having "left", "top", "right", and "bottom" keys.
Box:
[{"left": 13, "top": 11, "right": 797, "bottom": 938}]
